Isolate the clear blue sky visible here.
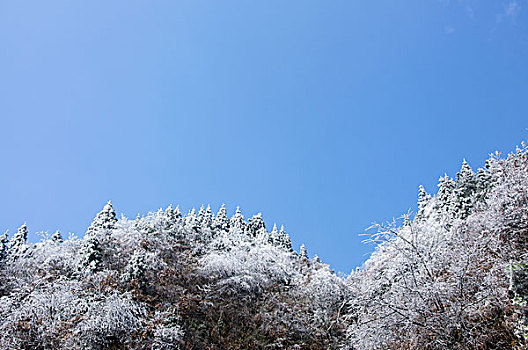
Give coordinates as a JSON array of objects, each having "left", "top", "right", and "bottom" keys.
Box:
[{"left": 1, "top": 1, "right": 527, "bottom": 273}]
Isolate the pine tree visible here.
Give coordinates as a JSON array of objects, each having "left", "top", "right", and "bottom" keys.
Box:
[
  {"left": 202, "top": 205, "right": 213, "bottom": 228},
  {"left": 453, "top": 160, "right": 477, "bottom": 219},
  {"left": 437, "top": 174, "right": 456, "bottom": 215},
  {"left": 416, "top": 185, "right": 431, "bottom": 220},
  {"left": 173, "top": 205, "right": 182, "bottom": 220},
  {"left": 247, "top": 213, "right": 266, "bottom": 237},
  {"left": 476, "top": 157, "right": 498, "bottom": 202},
  {"left": 79, "top": 201, "right": 116, "bottom": 273},
  {"left": 230, "top": 206, "right": 246, "bottom": 231},
  {"left": 86, "top": 201, "right": 117, "bottom": 239},
  {"left": 50, "top": 230, "right": 63, "bottom": 243},
  {"left": 0, "top": 231, "right": 8, "bottom": 264},
  {"left": 269, "top": 224, "right": 280, "bottom": 245},
  {"left": 163, "top": 205, "right": 180, "bottom": 232},
  {"left": 77, "top": 237, "right": 102, "bottom": 273},
  {"left": 214, "top": 204, "right": 230, "bottom": 232},
  {"left": 279, "top": 225, "right": 293, "bottom": 252},
  {"left": 186, "top": 208, "right": 198, "bottom": 229},
  {"left": 7, "top": 224, "right": 28, "bottom": 260},
  {"left": 197, "top": 205, "right": 205, "bottom": 223},
  {"left": 121, "top": 249, "right": 148, "bottom": 287},
  {"left": 299, "top": 244, "right": 308, "bottom": 259}
]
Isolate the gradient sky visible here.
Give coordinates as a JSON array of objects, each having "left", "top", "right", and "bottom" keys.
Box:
[{"left": 1, "top": 1, "right": 527, "bottom": 273}]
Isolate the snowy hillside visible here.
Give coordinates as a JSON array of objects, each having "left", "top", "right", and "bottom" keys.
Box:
[{"left": 1, "top": 144, "right": 528, "bottom": 349}]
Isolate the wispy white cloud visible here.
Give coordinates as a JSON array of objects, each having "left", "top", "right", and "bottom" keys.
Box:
[{"left": 497, "top": 1, "right": 521, "bottom": 23}]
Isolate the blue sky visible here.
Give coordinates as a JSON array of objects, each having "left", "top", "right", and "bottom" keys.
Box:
[{"left": 1, "top": 1, "right": 527, "bottom": 273}]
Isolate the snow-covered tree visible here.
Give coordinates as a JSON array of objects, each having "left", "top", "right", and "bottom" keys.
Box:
[
  {"left": 416, "top": 185, "right": 431, "bottom": 220},
  {"left": 50, "top": 230, "right": 63, "bottom": 243},
  {"left": 202, "top": 205, "right": 213, "bottom": 228},
  {"left": 6, "top": 224, "right": 28, "bottom": 261},
  {"left": 229, "top": 206, "right": 246, "bottom": 231},
  {"left": 121, "top": 249, "right": 148, "bottom": 287},
  {"left": 86, "top": 201, "right": 117, "bottom": 239},
  {"left": 247, "top": 213, "right": 266, "bottom": 237},
  {"left": 214, "top": 204, "right": 230, "bottom": 232},
  {"left": 269, "top": 223, "right": 280, "bottom": 245},
  {"left": 299, "top": 244, "right": 308, "bottom": 259},
  {"left": 453, "top": 159, "right": 477, "bottom": 219},
  {"left": 77, "top": 236, "right": 103, "bottom": 273},
  {"left": 0, "top": 231, "right": 8, "bottom": 264},
  {"left": 436, "top": 173, "right": 456, "bottom": 217},
  {"left": 278, "top": 225, "right": 293, "bottom": 252}
]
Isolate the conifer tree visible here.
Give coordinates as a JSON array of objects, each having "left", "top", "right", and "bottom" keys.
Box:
[
  {"left": 279, "top": 225, "right": 293, "bottom": 252},
  {"left": 86, "top": 201, "right": 117, "bottom": 239},
  {"left": 416, "top": 185, "right": 431, "bottom": 219},
  {"left": 214, "top": 204, "right": 230, "bottom": 232},
  {"left": 121, "top": 249, "right": 148, "bottom": 287},
  {"left": 197, "top": 205, "right": 205, "bottom": 223},
  {"left": 77, "top": 237, "right": 102, "bottom": 273},
  {"left": 79, "top": 201, "right": 116, "bottom": 273},
  {"left": 202, "top": 205, "right": 213, "bottom": 228},
  {"left": 163, "top": 205, "right": 180, "bottom": 232},
  {"left": 173, "top": 205, "right": 182, "bottom": 219},
  {"left": 0, "top": 231, "right": 8, "bottom": 264},
  {"left": 50, "top": 230, "right": 63, "bottom": 243},
  {"left": 299, "top": 244, "right": 308, "bottom": 259},
  {"left": 186, "top": 208, "right": 197, "bottom": 226},
  {"left": 269, "top": 224, "right": 280, "bottom": 245},
  {"left": 437, "top": 174, "right": 456, "bottom": 215},
  {"left": 476, "top": 157, "right": 498, "bottom": 201},
  {"left": 230, "top": 206, "right": 246, "bottom": 231},
  {"left": 453, "top": 160, "right": 477, "bottom": 219},
  {"left": 247, "top": 213, "right": 266, "bottom": 237},
  {"left": 7, "top": 224, "right": 28, "bottom": 260}
]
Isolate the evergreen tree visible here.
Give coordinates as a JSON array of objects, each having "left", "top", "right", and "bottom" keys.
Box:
[
  {"left": 416, "top": 185, "right": 431, "bottom": 220},
  {"left": 7, "top": 224, "right": 28, "bottom": 260},
  {"left": 437, "top": 174, "right": 456, "bottom": 215},
  {"left": 279, "top": 225, "right": 293, "bottom": 252},
  {"left": 79, "top": 201, "right": 116, "bottom": 273},
  {"left": 121, "top": 249, "right": 148, "bottom": 287},
  {"left": 269, "top": 224, "right": 280, "bottom": 245},
  {"left": 214, "top": 204, "right": 230, "bottom": 232},
  {"left": 453, "top": 160, "right": 477, "bottom": 219},
  {"left": 0, "top": 231, "right": 8, "bottom": 264},
  {"left": 299, "top": 244, "right": 308, "bottom": 259},
  {"left": 247, "top": 213, "right": 266, "bottom": 237},
  {"left": 163, "top": 205, "right": 180, "bottom": 232},
  {"left": 50, "top": 230, "right": 63, "bottom": 243},
  {"left": 230, "top": 206, "right": 246, "bottom": 231},
  {"left": 197, "top": 205, "right": 205, "bottom": 223},
  {"left": 202, "top": 205, "right": 213, "bottom": 228},
  {"left": 173, "top": 205, "right": 182, "bottom": 220},
  {"left": 86, "top": 201, "right": 117, "bottom": 239},
  {"left": 476, "top": 158, "right": 498, "bottom": 202},
  {"left": 77, "top": 237, "right": 102, "bottom": 273}
]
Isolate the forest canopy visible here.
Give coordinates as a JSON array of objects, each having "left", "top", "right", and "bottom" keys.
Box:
[{"left": 1, "top": 143, "right": 528, "bottom": 349}]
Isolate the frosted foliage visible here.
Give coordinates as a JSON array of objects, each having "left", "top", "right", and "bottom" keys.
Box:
[
  {"left": 0, "top": 231, "right": 8, "bottom": 263},
  {"left": 299, "top": 244, "right": 308, "bottom": 259},
  {"left": 7, "top": 224, "right": 28, "bottom": 260},
  {"left": 214, "top": 204, "right": 229, "bottom": 232},
  {"left": 1, "top": 143, "right": 527, "bottom": 348},
  {"left": 347, "top": 145, "right": 528, "bottom": 349},
  {"left": 86, "top": 201, "right": 117, "bottom": 239},
  {"left": 200, "top": 244, "right": 298, "bottom": 295}
]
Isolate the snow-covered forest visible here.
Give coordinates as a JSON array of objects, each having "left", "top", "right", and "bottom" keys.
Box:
[{"left": 1, "top": 143, "right": 528, "bottom": 349}]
